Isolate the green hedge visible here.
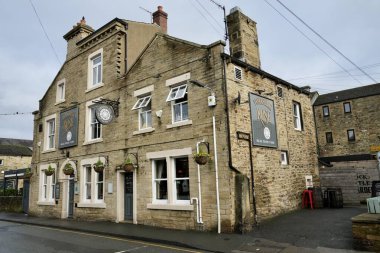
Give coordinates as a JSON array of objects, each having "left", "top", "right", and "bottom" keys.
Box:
[{"left": 0, "top": 196, "right": 22, "bottom": 212}]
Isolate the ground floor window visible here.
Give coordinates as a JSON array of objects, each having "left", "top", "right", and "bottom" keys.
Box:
[{"left": 38, "top": 164, "right": 56, "bottom": 204}]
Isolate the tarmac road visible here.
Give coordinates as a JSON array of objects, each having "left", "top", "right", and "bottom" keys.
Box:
[{"left": 0, "top": 221, "right": 208, "bottom": 253}]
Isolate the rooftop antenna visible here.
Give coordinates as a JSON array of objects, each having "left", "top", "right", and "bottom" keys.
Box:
[
  {"left": 139, "top": 6, "right": 153, "bottom": 23},
  {"left": 208, "top": 0, "right": 228, "bottom": 41}
]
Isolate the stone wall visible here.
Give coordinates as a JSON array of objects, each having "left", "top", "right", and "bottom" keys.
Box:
[
  {"left": 225, "top": 63, "right": 319, "bottom": 221},
  {"left": 320, "top": 161, "right": 380, "bottom": 205},
  {"left": 314, "top": 94, "right": 380, "bottom": 157}
]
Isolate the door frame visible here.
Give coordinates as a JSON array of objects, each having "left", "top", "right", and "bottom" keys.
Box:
[
  {"left": 116, "top": 170, "right": 137, "bottom": 224},
  {"left": 60, "top": 160, "right": 77, "bottom": 219}
]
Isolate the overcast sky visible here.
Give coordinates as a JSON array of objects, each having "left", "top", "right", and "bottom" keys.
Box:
[{"left": 1, "top": 0, "right": 379, "bottom": 140}]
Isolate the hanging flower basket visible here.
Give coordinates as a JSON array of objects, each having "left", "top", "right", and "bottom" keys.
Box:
[
  {"left": 24, "top": 168, "right": 33, "bottom": 178},
  {"left": 193, "top": 153, "right": 210, "bottom": 165},
  {"left": 45, "top": 165, "right": 55, "bottom": 176},
  {"left": 123, "top": 163, "right": 135, "bottom": 172},
  {"left": 63, "top": 163, "right": 74, "bottom": 176},
  {"left": 93, "top": 159, "right": 105, "bottom": 173},
  {"left": 123, "top": 155, "right": 138, "bottom": 172}
]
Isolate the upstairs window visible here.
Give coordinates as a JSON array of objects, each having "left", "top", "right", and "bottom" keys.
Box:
[
  {"left": 347, "top": 129, "right": 355, "bottom": 142},
  {"left": 322, "top": 106, "right": 330, "bottom": 117},
  {"left": 234, "top": 66, "right": 242, "bottom": 81},
  {"left": 277, "top": 86, "right": 283, "bottom": 98},
  {"left": 326, "top": 132, "right": 333, "bottom": 143},
  {"left": 92, "top": 54, "right": 102, "bottom": 86},
  {"left": 167, "top": 84, "right": 188, "bottom": 123},
  {"left": 87, "top": 48, "right": 103, "bottom": 91},
  {"left": 343, "top": 102, "right": 351, "bottom": 113},
  {"left": 0, "top": 159, "right": 4, "bottom": 166},
  {"left": 44, "top": 114, "right": 56, "bottom": 151},
  {"left": 132, "top": 95, "right": 152, "bottom": 130},
  {"left": 293, "top": 101, "right": 303, "bottom": 131},
  {"left": 56, "top": 79, "right": 65, "bottom": 103},
  {"left": 90, "top": 107, "right": 101, "bottom": 140}
]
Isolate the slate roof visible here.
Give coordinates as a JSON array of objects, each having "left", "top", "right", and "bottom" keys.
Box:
[
  {"left": 314, "top": 83, "right": 380, "bottom": 106},
  {"left": 0, "top": 138, "right": 32, "bottom": 148},
  {"left": 0, "top": 144, "right": 32, "bottom": 156}
]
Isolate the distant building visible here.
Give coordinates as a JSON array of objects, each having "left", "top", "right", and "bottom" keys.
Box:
[
  {"left": 313, "top": 83, "right": 380, "bottom": 204},
  {"left": 30, "top": 6, "right": 318, "bottom": 232},
  {"left": 0, "top": 138, "right": 33, "bottom": 190}
]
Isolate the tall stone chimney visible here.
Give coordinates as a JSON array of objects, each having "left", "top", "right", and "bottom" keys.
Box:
[
  {"left": 152, "top": 6, "right": 168, "bottom": 33},
  {"left": 227, "top": 7, "right": 261, "bottom": 68},
  {"left": 63, "top": 17, "right": 94, "bottom": 60}
]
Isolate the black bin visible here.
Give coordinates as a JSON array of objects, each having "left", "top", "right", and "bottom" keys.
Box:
[
  {"left": 324, "top": 188, "right": 343, "bottom": 208},
  {"left": 371, "top": 181, "right": 380, "bottom": 197}
]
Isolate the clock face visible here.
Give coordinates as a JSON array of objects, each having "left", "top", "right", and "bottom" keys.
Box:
[
  {"left": 95, "top": 105, "right": 114, "bottom": 124},
  {"left": 99, "top": 108, "right": 111, "bottom": 121}
]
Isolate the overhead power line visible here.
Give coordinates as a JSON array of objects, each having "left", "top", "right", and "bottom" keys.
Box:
[
  {"left": 274, "top": 0, "right": 377, "bottom": 84},
  {"left": 0, "top": 112, "right": 33, "bottom": 116},
  {"left": 189, "top": 0, "right": 224, "bottom": 37},
  {"left": 263, "top": 0, "right": 363, "bottom": 85},
  {"left": 28, "top": 0, "right": 61, "bottom": 65}
]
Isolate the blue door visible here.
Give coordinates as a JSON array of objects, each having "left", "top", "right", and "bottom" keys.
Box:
[{"left": 22, "top": 179, "right": 30, "bottom": 214}]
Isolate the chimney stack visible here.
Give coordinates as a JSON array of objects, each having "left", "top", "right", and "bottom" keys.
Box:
[
  {"left": 152, "top": 6, "right": 168, "bottom": 33},
  {"left": 63, "top": 17, "right": 94, "bottom": 60},
  {"left": 227, "top": 7, "right": 261, "bottom": 68}
]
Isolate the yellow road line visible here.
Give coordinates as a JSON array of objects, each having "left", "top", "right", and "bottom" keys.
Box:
[{"left": 24, "top": 224, "right": 203, "bottom": 253}]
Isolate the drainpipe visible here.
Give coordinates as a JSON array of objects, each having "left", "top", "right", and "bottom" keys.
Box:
[
  {"left": 212, "top": 114, "right": 221, "bottom": 233},
  {"left": 195, "top": 142, "right": 204, "bottom": 224}
]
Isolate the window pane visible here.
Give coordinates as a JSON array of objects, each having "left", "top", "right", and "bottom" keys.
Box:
[
  {"left": 155, "top": 180, "right": 167, "bottom": 200},
  {"left": 146, "top": 111, "right": 152, "bottom": 128},
  {"left": 323, "top": 106, "right": 329, "bottom": 116},
  {"left": 93, "top": 55, "right": 101, "bottom": 65},
  {"left": 155, "top": 160, "right": 167, "bottom": 179},
  {"left": 176, "top": 179, "right": 190, "bottom": 200},
  {"left": 344, "top": 102, "right": 351, "bottom": 113},
  {"left": 97, "top": 65, "right": 101, "bottom": 83},
  {"left": 175, "top": 158, "right": 189, "bottom": 178},
  {"left": 182, "top": 102, "right": 188, "bottom": 120},
  {"left": 92, "top": 66, "right": 97, "bottom": 85},
  {"left": 140, "top": 112, "right": 147, "bottom": 129},
  {"left": 154, "top": 159, "right": 167, "bottom": 200},
  {"left": 86, "top": 166, "right": 92, "bottom": 200},
  {"left": 174, "top": 103, "right": 181, "bottom": 122},
  {"left": 176, "top": 85, "right": 187, "bottom": 99},
  {"left": 97, "top": 171, "right": 103, "bottom": 200}
]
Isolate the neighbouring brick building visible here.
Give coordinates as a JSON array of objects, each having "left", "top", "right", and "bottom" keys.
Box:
[
  {"left": 29, "top": 6, "right": 318, "bottom": 232},
  {"left": 313, "top": 83, "right": 380, "bottom": 204}
]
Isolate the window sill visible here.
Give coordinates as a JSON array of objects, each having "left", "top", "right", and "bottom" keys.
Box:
[
  {"left": 133, "top": 128, "right": 155, "bottom": 135},
  {"left": 77, "top": 202, "right": 106, "bottom": 208},
  {"left": 83, "top": 138, "right": 103, "bottom": 146},
  {"left": 37, "top": 201, "right": 55, "bottom": 206},
  {"left": 54, "top": 100, "right": 66, "bottom": 106},
  {"left": 42, "top": 148, "right": 56, "bottom": 154},
  {"left": 85, "top": 83, "right": 104, "bottom": 93},
  {"left": 147, "top": 203, "right": 193, "bottom": 211},
  {"left": 166, "top": 120, "right": 192, "bottom": 129}
]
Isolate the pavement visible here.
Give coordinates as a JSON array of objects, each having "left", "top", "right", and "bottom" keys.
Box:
[{"left": 0, "top": 207, "right": 374, "bottom": 253}]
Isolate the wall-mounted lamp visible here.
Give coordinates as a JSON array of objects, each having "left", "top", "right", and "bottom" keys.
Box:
[{"left": 155, "top": 110, "right": 163, "bottom": 118}]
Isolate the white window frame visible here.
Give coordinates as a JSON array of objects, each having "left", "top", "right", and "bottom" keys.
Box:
[
  {"left": 132, "top": 95, "right": 151, "bottom": 110},
  {"left": 166, "top": 84, "right": 189, "bottom": 124},
  {"left": 78, "top": 157, "right": 106, "bottom": 208},
  {"left": 234, "top": 66, "right": 243, "bottom": 81},
  {"left": 139, "top": 102, "right": 152, "bottom": 130},
  {"left": 86, "top": 48, "right": 104, "bottom": 92},
  {"left": 166, "top": 84, "right": 187, "bottom": 102},
  {"left": 0, "top": 159, "right": 3, "bottom": 166},
  {"left": 43, "top": 114, "right": 56, "bottom": 152},
  {"left": 293, "top": 102, "right": 302, "bottom": 131},
  {"left": 55, "top": 78, "right": 66, "bottom": 104},
  {"left": 37, "top": 164, "right": 57, "bottom": 205},
  {"left": 146, "top": 148, "right": 193, "bottom": 211},
  {"left": 322, "top": 106, "right": 330, "bottom": 117},
  {"left": 84, "top": 100, "right": 103, "bottom": 145},
  {"left": 281, "top": 151, "right": 288, "bottom": 166}
]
